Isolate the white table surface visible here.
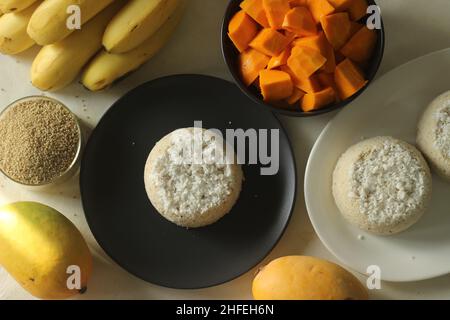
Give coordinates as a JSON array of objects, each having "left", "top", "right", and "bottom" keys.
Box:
[{"left": 1, "top": 0, "right": 450, "bottom": 300}]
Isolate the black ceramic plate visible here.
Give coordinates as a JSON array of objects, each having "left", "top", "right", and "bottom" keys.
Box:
[{"left": 80, "top": 75, "right": 296, "bottom": 289}]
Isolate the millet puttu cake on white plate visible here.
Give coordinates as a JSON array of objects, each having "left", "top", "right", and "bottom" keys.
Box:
[
  {"left": 417, "top": 90, "right": 450, "bottom": 181},
  {"left": 332, "top": 136, "right": 432, "bottom": 235}
]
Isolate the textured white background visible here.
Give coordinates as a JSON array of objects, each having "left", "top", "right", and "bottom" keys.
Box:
[{"left": 1, "top": 0, "right": 450, "bottom": 300}]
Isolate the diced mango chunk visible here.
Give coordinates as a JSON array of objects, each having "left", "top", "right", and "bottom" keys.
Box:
[
  {"left": 301, "top": 87, "right": 336, "bottom": 111},
  {"left": 293, "top": 32, "right": 335, "bottom": 73},
  {"left": 320, "top": 12, "right": 351, "bottom": 50},
  {"left": 348, "top": 0, "right": 368, "bottom": 21},
  {"left": 259, "top": 69, "right": 294, "bottom": 101},
  {"left": 267, "top": 47, "right": 291, "bottom": 69},
  {"left": 280, "top": 65, "right": 322, "bottom": 93},
  {"left": 340, "top": 26, "right": 377, "bottom": 63},
  {"left": 228, "top": 10, "right": 259, "bottom": 52},
  {"left": 288, "top": 46, "right": 327, "bottom": 78},
  {"left": 282, "top": 7, "right": 317, "bottom": 36},
  {"left": 307, "top": 0, "right": 335, "bottom": 23},
  {"left": 263, "top": 0, "right": 291, "bottom": 29},
  {"left": 286, "top": 87, "right": 306, "bottom": 105},
  {"left": 240, "top": 0, "right": 270, "bottom": 27},
  {"left": 249, "top": 28, "right": 290, "bottom": 56},
  {"left": 334, "top": 58, "right": 367, "bottom": 99},
  {"left": 239, "top": 48, "right": 270, "bottom": 86}
]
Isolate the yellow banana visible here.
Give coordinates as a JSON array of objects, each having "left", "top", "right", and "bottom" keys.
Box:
[
  {"left": 27, "top": 0, "right": 114, "bottom": 45},
  {"left": 103, "top": 0, "right": 180, "bottom": 53},
  {"left": 31, "top": 0, "right": 125, "bottom": 91},
  {"left": 0, "top": 1, "right": 41, "bottom": 55},
  {"left": 0, "top": 0, "right": 39, "bottom": 13},
  {"left": 82, "top": 1, "right": 184, "bottom": 91}
]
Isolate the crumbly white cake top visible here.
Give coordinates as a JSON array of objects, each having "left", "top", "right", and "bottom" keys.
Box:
[
  {"left": 150, "top": 129, "right": 236, "bottom": 217},
  {"left": 349, "top": 139, "right": 428, "bottom": 225},
  {"left": 435, "top": 105, "right": 450, "bottom": 159}
]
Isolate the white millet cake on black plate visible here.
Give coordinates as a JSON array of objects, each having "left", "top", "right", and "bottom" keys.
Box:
[
  {"left": 332, "top": 136, "right": 432, "bottom": 235},
  {"left": 144, "top": 128, "right": 243, "bottom": 228}
]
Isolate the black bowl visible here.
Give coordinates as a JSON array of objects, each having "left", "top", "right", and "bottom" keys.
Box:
[{"left": 221, "top": 0, "right": 385, "bottom": 117}]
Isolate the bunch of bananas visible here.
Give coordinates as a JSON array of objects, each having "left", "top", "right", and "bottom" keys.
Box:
[{"left": 0, "top": 0, "right": 184, "bottom": 91}]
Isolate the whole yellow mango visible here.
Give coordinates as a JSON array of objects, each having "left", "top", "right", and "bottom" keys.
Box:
[
  {"left": 0, "top": 202, "right": 92, "bottom": 299},
  {"left": 252, "top": 256, "right": 368, "bottom": 300}
]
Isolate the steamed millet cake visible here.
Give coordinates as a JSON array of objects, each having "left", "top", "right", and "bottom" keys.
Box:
[
  {"left": 417, "top": 91, "right": 450, "bottom": 181},
  {"left": 332, "top": 136, "right": 432, "bottom": 235},
  {"left": 144, "top": 128, "right": 243, "bottom": 228}
]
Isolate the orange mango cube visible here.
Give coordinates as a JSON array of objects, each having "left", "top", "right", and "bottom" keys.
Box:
[
  {"left": 259, "top": 69, "right": 294, "bottom": 101},
  {"left": 228, "top": 10, "right": 259, "bottom": 52},
  {"left": 249, "top": 28, "right": 290, "bottom": 56},
  {"left": 288, "top": 46, "right": 327, "bottom": 78}
]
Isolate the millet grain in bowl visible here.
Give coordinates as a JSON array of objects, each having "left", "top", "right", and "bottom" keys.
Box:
[{"left": 0, "top": 97, "right": 80, "bottom": 186}]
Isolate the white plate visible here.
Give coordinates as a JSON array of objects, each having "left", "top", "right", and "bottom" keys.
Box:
[{"left": 305, "top": 49, "right": 450, "bottom": 282}]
